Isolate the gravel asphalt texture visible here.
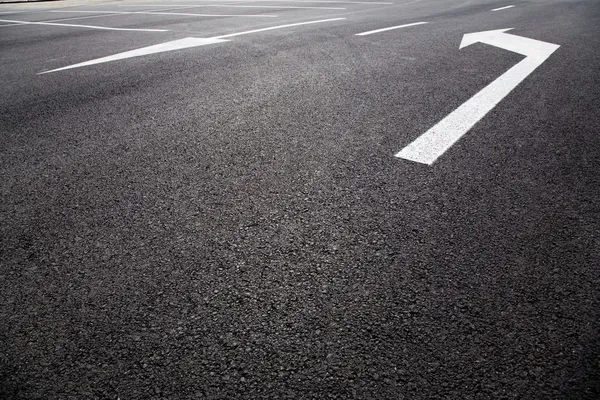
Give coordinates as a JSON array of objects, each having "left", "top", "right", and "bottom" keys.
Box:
[{"left": 1, "top": 0, "right": 599, "bottom": 398}]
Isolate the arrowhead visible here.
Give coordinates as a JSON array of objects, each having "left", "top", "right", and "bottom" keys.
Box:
[
  {"left": 459, "top": 28, "right": 513, "bottom": 49},
  {"left": 39, "top": 37, "right": 229, "bottom": 74}
]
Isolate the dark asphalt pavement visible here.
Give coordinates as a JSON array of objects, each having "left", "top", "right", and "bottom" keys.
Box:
[{"left": 1, "top": 0, "right": 599, "bottom": 398}]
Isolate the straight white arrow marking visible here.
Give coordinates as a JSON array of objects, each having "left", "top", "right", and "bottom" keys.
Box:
[
  {"left": 39, "top": 38, "right": 228, "bottom": 74},
  {"left": 395, "top": 29, "right": 560, "bottom": 165},
  {"left": 39, "top": 18, "right": 345, "bottom": 74}
]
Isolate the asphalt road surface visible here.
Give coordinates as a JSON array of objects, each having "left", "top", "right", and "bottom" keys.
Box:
[{"left": 1, "top": 0, "right": 599, "bottom": 398}]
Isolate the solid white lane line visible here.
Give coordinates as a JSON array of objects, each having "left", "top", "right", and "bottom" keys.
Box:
[
  {"left": 213, "top": 17, "right": 345, "bottom": 38},
  {"left": 40, "top": 37, "right": 228, "bottom": 74},
  {"left": 50, "top": 10, "right": 277, "bottom": 18},
  {"left": 355, "top": 21, "right": 427, "bottom": 36},
  {"left": 0, "top": 18, "right": 169, "bottom": 32},
  {"left": 119, "top": 4, "right": 346, "bottom": 10},
  {"left": 40, "top": 17, "right": 346, "bottom": 73},
  {"left": 491, "top": 5, "right": 515, "bottom": 11}
]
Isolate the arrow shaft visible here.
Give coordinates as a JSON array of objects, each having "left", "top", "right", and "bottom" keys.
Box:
[{"left": 396, "top": 33, "right": 559, "bottom": 165}]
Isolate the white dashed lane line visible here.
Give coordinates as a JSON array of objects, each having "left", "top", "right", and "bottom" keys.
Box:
[
  {"left": 491, "top": 5, "right": 515, "bottom": 12},
  {"left": 212, "top": 17, "right": 346, "bottom": 38},
  {"left": 355, "top": 21, "right": 427, "bottom": 36}
]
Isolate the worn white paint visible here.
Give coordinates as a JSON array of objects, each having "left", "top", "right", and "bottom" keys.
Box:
[
  {"left": 396, "top": 29, "right": 560, "bottom": 165},
  {"left": 356, "top": 21, "right": 427, "bottom": 36}
]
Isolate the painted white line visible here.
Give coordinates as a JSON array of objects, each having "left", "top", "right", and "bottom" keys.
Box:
[
  {"left": 396, "top": 29, "right": 560, "bottom": 165},
  {"left": 39, "top": 37, "right": 228, "bottom": 74},
  {"left": 135, "top": 0, "right": 392, "bottom": 3},
  {"left": 50, "top": 10, "right": 278, "bottom": 18},
  {"left": 120, "top": 4, "right": 346, "bottom": 10},
  {"left": 43, "top": 5, "right": 219, "bottom": 23},
  {"left": 0, "top": 15, "right": 125, "bottom": 26},
  {"left": 44, "top": 14, "right": 134, "bottom": 23},
  {"left": 0, "top": 19, "right": 169, "bottom": 32},
  {"left": 40, "top": 17, "right": 345, "bottom": 73},
  {"left": 116, "top": 11, "right": 279, "bottom": 17},
  {"left": 355, "top": 21, "right": 427, "bottom": 36},
  {"left": 236, "top": 0, "right": 392, "bottom": 3},
  {"left": 491, "top": 5, "right": 515, "bottom": 11},
  {"left": 207, "top": 4, "right": 346, "bottom": 9},
  {"left": 213, "top": 17, "right": 345, "bottom": 38}
]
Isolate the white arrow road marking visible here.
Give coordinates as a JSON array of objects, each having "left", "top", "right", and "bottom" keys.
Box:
[
  {"left": 39, "top": 38, "right": 228, "bottom": 74},
  {"left": 395, "top": 29, "right": 560, "bottom": 165},
  {"left": 39, "top": 18, "right": 345, "bottom": 74},
  {"left": 491, "top": 5, "right": 515, "bottom": 12}
]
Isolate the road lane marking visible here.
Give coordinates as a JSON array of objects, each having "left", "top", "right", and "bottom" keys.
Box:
[
  {"left": 0, "top": 18, "right": 169, "bottom": 32},
  {"left": 396, "top": 29, "right": 560, "bottom": 165},
  {"left": 138, "top": 0, "right": 392, "bottom": 3},
  {"left": 39, "top": 18, "right": 345, "bottom": 73},
  {"left": 6, "top": 10, "right": 263, "bottom": 27},
  {"left": 234, "top": 0, "right": 393, "bottom": 3},
  {"left": 491, "top": 5, "right": 515, "bottom": 11},
  {"left": 50, "top": 10, "right": 278, "bottom": 18},
  {"left": 44, "top": 14, "right": 136, "bottom": 23},
  {"left": 0, "top": 14, "right": 136, "bottom": 26},
  {"left": 355, "top": 21, "right": 427, "bottom": 36},
  {"left": 212, "top": 17, "right": 345, "bottom": 38},
  {"left": 120, "top": 4, "right": 346, "bottom": 10},
  {"left": 39, "top": 37, "right": 229, "bottom": 74},
  {"left": 202, "top": 4, "right": 346, "bottom": 9}
]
